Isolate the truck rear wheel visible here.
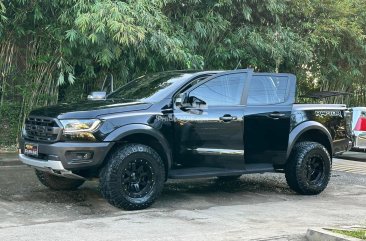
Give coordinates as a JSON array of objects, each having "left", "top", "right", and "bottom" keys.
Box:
[
  {"left": 99, "top": 144, "right": 165, "bottom": 210},
  {"left": 285, "top": 141, "right": 331, "bottom": 195},
  {"left": 35, "top": 170, "right": 85, "bottom": 190}
]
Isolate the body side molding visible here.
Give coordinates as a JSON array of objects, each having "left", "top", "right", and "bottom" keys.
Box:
[{"left": 188, "top": 148, "right": 244, "bottom": 156}]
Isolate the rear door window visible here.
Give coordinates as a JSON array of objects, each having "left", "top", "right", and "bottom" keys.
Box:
[
  {"left": 189, "top": 73, "right": 247, "bottom": 106},
  {"left": 247, "top": 75, "right": 289, "bottom": 105}
]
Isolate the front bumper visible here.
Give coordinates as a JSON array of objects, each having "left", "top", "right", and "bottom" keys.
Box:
[
  {"left": 19, "top": 154, "right": 86, "bottom": 179},
  {"left": 19, "top": 139, "right": 114, "bottom": 171}
]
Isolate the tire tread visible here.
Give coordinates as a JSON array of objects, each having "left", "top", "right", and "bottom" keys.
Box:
[
  {"left": 285, "top": 141, "right": 331, "bottom": 195},
  {"left": 99, "top": 143, "right": 165, "bottom": 210}
]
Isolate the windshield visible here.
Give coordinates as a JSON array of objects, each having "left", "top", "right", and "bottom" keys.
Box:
[{"left": 107, "top": 71, "right": 196, "bottom": 102}]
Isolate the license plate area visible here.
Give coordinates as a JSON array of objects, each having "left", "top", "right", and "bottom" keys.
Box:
[{"left": 24, "top": 143, "right": 39, "bottom": 157}]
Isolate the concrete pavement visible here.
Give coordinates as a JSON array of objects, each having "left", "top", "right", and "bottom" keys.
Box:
[
  {"left": 0, "top": 157, "right": 365, "bottom": 241},
  {"left": 333, "top": 158, "right": 366, "bottom": 175},
  {"left": 338, "top": 151, "right": 366, "bottom": 162},
  {"left": 0, "top": 153, "right": 22, "bottom": 166}
]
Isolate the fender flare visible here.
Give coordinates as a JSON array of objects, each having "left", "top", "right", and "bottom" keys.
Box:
[
  {"left": 104, "top": 124, "right": 172, "bottom": 170},
  {"left": 287, "top": 121, "right": 333, "bottom": 159}
]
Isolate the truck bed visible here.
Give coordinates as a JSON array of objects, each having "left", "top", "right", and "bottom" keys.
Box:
[{"left": 292, "top": 103, "right": 351, "bottom": 155}]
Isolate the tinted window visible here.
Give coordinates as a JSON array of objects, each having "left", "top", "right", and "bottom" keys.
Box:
[
  {"left": 247, "top": 75, "right": 289, "bottom": 105},
  {"left": 189, "top": 73, "right": 247, "bottom": 106}
]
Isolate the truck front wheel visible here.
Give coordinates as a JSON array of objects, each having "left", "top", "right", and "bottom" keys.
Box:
[
  {"left": 35, "top": 170, "right": 85, "bottom": 190},
  {"left": 99, "top": 144, "right": 165, "bottom": 210},
  {"left": 285, "top": 141, "right": 331, "bottom": 195}
]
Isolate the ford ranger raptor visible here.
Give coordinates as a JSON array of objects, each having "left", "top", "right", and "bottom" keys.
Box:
[{"left": 19, "top": 69, "right": 352, "bottom": 210}]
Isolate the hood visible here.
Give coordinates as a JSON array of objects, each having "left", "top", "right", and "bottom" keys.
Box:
[{"left": 29, "top": 100, "right": 153, "bottom": 119}]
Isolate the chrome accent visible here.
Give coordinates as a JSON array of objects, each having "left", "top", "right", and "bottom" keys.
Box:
[
  {"left": 348, "top": 140, "right": 353, "bottom": 151},
  {"left": 24, "top": 116, "right": 62, "bottom": 142},
  {"left": 189, "top": 148, "right": 244, "bottom": 156},
  {"left": 355, "top": 134, "right": 366, "bottom": 149},
  {"left": 219, "top": 115, "right": 237, "bottom": 121},
  {"left": 19, "top": 154, "right": 85, "bottom": 180},
  {"left": 293, "top": 104, "right": 347, "bottom": 110}
]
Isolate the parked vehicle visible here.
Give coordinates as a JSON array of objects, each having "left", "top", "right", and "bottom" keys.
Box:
[
  {"left": 351, "top": 107, "right": 366, "bottom": 150},
  {"left": 19, "top": 69, "right": 352, "bottom": 210}
]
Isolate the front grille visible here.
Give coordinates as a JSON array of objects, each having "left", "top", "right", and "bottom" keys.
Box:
[{"left": 24, "top": 116, "right": 62, "bottom": 142}]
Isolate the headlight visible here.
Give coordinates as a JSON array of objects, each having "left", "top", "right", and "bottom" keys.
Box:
[{"left": 60, "top": 119, "right": 101, "bottom": 133}]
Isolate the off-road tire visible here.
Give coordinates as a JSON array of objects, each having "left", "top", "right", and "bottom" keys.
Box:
[
  {"left": 35, "top": 170, "right": 85, "bottom": 190},
  {"left": 285, "top": 141, "right": 331, "bottom": 195},
  {"left": 99, "top": 143, "right": 165, "bottom": 210}
]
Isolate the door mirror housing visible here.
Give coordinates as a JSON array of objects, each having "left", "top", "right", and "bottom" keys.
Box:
[
  {"left": 175, "top": 93, "right": 189, "bottom": 107},
  {"left": 175, "top": 93, "right": 207, "bottom": 109},
  {"left": 189, "top": 96, "right": 207, "bottom": 109},
  {"left": 87, "top": 91, "right": 107, "bottom": 101}
]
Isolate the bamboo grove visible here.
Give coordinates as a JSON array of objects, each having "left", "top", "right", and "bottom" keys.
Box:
[{"left": 0, "top": 0, "right": 366, "bottom": 147}]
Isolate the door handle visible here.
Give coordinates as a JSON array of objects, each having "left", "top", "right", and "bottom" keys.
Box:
[
  {"left": 269, "top": 112, "right": 285, "bottom": 118},
  {"left": 220, "top": 115, "right": 237, "bottom": 122}
]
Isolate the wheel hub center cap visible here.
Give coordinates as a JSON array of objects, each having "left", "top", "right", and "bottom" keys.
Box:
[{"left": 131, "top": 172, "right": 137, "bottom": 181}]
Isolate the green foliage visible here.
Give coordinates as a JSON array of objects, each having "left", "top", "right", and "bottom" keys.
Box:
[
  {"left": 0, "top": 0, "right": 6, "bottom": 37},
  {"left": 164, "top": 0, "right": 313, "bottom": 71},
  {"left": 0, "top": 103, "right": 21, "bottom": 147},
  {"left": 332, "top": 229, "right": 366, "bottom": 240},
  {"left": 1, "top": 0, "right": 366, "bottom": 148}
]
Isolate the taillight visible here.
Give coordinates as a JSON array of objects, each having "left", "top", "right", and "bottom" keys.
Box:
[{"left": 354, "top": 117, "right": 366, "bottom": 131}]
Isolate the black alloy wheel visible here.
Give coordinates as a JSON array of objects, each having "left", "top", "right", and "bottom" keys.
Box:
[
  {"left": 304, "top": 155, "right": 325, "bottom": 185},
  {"left": 121, "top": 158, "right": 154, "bottom": 198}
]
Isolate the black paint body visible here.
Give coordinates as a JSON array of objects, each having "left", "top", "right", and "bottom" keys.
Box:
[{"left": 20, "top": 70, "right": 352, "bottom": 176}]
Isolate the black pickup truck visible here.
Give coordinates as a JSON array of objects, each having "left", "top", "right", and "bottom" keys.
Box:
[{"left": 19, "top": 69, "right": 352, "bottom": 210}]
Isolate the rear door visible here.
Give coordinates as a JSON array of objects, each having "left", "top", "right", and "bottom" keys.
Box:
[{"left": 244, "top": 73, "right": 296, "bottom": 164}]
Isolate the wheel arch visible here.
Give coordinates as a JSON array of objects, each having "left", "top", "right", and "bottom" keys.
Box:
[
  {"left": 104, "top": 124, "right": 172, "bottom": 174},
  {"left": 287, "top": 121, "right": 333, "bottom": 160}
]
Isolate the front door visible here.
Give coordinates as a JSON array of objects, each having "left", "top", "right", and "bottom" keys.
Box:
[
  {"left": 173, "top": 71, "right": 252, "bottom": 168},
  {"left": 244, "top": 73, "right": 295, "bottom": 164}
]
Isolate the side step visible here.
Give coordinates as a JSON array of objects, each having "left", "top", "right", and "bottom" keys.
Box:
[{"left": 168, "top": 163, "right": 274, "bottom": 179}]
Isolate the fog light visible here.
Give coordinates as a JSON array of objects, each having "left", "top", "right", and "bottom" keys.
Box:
[
  {"left": 66, "top": 151, "right": 93, "bottom": 162},
  {"left": 77, "top": 152, "right": 93, "bottom": 160}
]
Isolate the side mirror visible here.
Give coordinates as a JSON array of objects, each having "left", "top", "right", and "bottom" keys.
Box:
[
  {"left": 189, "top": 96, "right": 207, "bottom": 108},
  {"left": 175, "top": 93, "right": 189, "bottom": 107},
  {"left": 87, "top": 91, "right": 107, "bottom": 101}
]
